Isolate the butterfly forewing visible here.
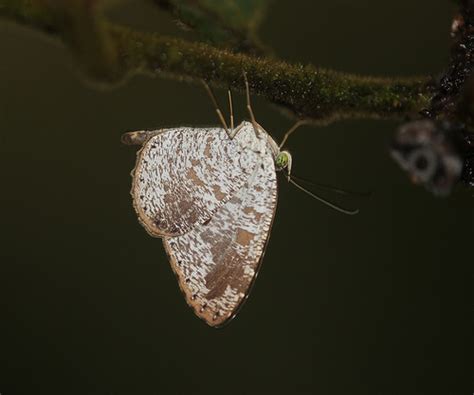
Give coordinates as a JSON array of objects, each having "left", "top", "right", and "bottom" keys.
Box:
[
  {"left": 132, "top": 126, "right": 257, "bottom": 237},
  {"left": 163, "top": 148, "right": 278, "bottom": 327}
]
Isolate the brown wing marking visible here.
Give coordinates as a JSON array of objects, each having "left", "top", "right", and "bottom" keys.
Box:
[{"left": 163, "top": 152, "right": 278, "bottom": 327}]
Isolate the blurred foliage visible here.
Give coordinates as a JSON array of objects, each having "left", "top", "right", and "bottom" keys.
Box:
[
  {"left": 154, "top": 0, "right": 268, "bottom": 54},
  {"left": 0, "top": 0, "right": 122, "bottom": 82}
]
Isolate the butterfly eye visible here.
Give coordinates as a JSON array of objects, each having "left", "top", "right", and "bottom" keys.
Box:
[
  {"left": 409, "top": 148, "right": 437, "bottom": 182},
  {"left": 275, "top": 151, "right": 290, "bottom": 170}
]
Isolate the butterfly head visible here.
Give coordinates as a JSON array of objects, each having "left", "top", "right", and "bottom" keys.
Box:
[{"left": 275, "top": 150, "right": 292, "bottom": 179}]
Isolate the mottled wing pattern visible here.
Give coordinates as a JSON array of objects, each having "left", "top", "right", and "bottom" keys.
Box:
[
  {"left": 132, "top": 126, "right": 257, "bottom": 237},
  {"left": 163, "top": 146, "right": 278, "bottom": 327}
]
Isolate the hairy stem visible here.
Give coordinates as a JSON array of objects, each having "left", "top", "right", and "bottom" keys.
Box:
[{"left": 111, "top": 26, "right": 430, "bottom": 122}]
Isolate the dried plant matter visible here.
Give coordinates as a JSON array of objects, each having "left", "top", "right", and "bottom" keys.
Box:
[{"left": 393, "top": 0, "right": 474, "bottom": 194}]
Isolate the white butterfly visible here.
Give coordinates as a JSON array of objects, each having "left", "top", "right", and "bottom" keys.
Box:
[{"left": 123, "top": 75, "right": 357, "bottom": 327}]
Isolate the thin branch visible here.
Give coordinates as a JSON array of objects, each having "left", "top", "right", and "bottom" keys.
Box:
[{"left": 0, "top": 1, "right": 431, "bottom": 123}]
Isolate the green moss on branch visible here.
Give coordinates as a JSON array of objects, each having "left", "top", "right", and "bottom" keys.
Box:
[{"left": 111, "top": 26, "right": 430, "bottom": 122}]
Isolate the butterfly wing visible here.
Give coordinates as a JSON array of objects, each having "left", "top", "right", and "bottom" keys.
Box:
[
  {"left": 132, "top": 126, "right": 257, "bottom": 237},
  {"left": 163, "top": 150, "right": 278, "bottom": 327}
]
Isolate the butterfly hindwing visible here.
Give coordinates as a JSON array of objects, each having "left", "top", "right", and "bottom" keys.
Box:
[{"left": 163, "top": 148, "right": 278, "bottom": 327}]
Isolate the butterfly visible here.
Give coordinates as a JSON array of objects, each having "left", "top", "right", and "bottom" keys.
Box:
[{"left": 122, "top": 75, "right": 357, "bottom": 327}]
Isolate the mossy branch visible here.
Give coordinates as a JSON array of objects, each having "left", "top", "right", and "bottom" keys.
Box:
[
  {"left": 0, "top": 0, "right": 432, "bottom": 123},
  {"left": 111, "top": 26, "right": 430, "bottom": 122}
]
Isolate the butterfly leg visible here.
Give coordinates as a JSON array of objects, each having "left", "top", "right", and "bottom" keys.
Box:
[
  {"left": 121, "top": 129, "right": 164, "bottom": 146},
  {"left": 228, "top": 89, "right": 235, "bottom": 131},
  {"left": 201, "top": 80, "right": 234, "bottom": 139},
  {"left": 242, "top": 72, "right": 263, "bottom": 139},
  {"left": 225, "top": 88, "right": 245, "bottom": 140},
  {"left": 279, "top": 120, "right": 308, "bottom": 149},
  {"left": 226, "top": 88, "right": 254, "bottom": 140}
]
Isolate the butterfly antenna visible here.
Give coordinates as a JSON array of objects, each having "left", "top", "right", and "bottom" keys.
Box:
[
  {"left": 201, "top": 79, "right": 231, "bottom": 137},
  {"left": 290, "top": 174, "right": 371, "bottom": 198},
  {"left": 288, "top": 177, "right": 359, "bottom": 215},
  {"left": 279, "top": 120, "right": 308, "bottom": 149},
  {"left": 242, "top": 71, "right": 260, "bottom": 135}
]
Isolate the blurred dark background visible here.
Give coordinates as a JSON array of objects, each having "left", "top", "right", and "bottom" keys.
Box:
[{"left": 0, "top": 1, "right": 472, "bottom": 394}]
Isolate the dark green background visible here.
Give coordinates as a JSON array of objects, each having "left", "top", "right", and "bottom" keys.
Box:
[{"left": 0, "top": 1, "right": 472, "bottom": 394}]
